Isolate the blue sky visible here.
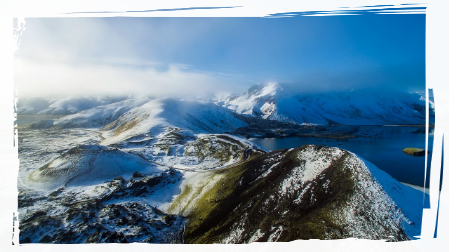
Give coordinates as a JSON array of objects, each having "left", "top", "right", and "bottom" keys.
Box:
[{"left": 16, "top": 14, "right": 425, "bottom": 97}]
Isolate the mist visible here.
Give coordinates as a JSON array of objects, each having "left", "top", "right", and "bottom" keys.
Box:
[
  {"left": 15, "top": 16, "right": 425, "bottom": 98},
  {"left": 14, "top": 18, "right": 246, "bottom": 98}
]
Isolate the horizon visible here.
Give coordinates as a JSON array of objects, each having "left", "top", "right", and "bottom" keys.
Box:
[{"left": 15, "top": 15, "right": 425, "bottom": 98}]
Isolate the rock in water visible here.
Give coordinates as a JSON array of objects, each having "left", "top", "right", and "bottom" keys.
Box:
[{"left": 402, "top": 147, "right": 429, "bottom": 157}]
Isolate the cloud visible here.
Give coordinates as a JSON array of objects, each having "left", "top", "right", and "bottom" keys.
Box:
[
  {"left": 0, "top": 0, "right": 242, "bottom": 96},
  {"left": 15, "top": 17, "right": 425, "bottom": 98},
  {"left": 0, "top": 53, "right": 234, "bottom": 96},
  {"left": 281, "top": 62, "right": 426, "bottom": 95}
]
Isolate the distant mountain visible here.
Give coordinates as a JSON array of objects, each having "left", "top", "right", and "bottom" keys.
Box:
[
  {"left": 100, "top": 98, "right": 248, "bottom": 146},
  {"left": 170, "top": 145, "right": 425, "bottom": 242},
  {"left": 17, "top": 96, "right": 128, "bottom": 115},
  {"left": 49, "top": 98, "right": 149, "bottom": 129},
  {"left": 20, "top": 83, "right": 433, "bottom": 127},
  {"left": 218, "top": 82, "right": 434, "bottom": 125}
]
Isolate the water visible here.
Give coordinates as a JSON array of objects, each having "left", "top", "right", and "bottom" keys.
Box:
[
  {"left": 249, "top": 126, "right": 434, "bottom": 188},
  {"left": 16, "top": 114, "right": 64, "bottom": 127}
]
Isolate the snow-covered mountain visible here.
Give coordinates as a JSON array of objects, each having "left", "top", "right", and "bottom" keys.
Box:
[
  {"left": 17, "top": 96, "right": 128, "bottom": 115},
  {"left": 218, "top": 82, "right": 433, "bottom": 125},
  {"left": 17, "top": 83, "right": 431, "bottom": 243},
  {"left": 100, "top": 98, "right": 247, "bottom": 145},
  {"left": 18, "top": 110, "right": 429, "bottom": 244},
  {"left": 21, "top": 82, "right": 432, "bottom": 131},
  {"left": 48, "top": 98, "right": 149, "bottom": 129},
  {"left": 169, "top": 145, "right": 425, "bottom": 242}
]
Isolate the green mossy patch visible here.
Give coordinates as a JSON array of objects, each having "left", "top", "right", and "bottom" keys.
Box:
[
  {"left": 402, "top": 147, "right": 429, "bottom": 157},
  {"left": 179, "top": 146, "right": 359, "bottom": 243}
]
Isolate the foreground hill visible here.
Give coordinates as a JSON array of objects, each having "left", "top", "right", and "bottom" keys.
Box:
[
  {"left": 18, "top": 136, "right": 426, "bottom": 243},
  {"left": 168, "top": 144, "right": 425, "bottom": 243}
]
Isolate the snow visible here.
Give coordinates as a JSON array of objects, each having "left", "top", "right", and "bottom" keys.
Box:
[
  {"left": 52, "top": 98, "right": 149, "bottom": 128},
  {"left": 17, "top": 96, "right": 128, "bottom": 115},
  {"left": 267, "top": 226, "right": 284, "bottom": 242},
  {"left": 169, "top": 171, "right": 225, "bottom": 215},
  {"left": 222, "top": 222, "right": 245, "bottom": 248},
  {"left": 247, "top": 229, "right": 265, "bottom": 243},
  {"left": 24, "top": 145, "right": 166, "bottom": 191},
  {"left": 16, "top": 88, "right": 431, "bottom": 243},
  {"left": 220, "top": 82, "right": 432, "bottom": 125},
  {"left": 402, "top": 182, "right": 449, "bottom": 205},
  {"left": 353, "top": 154, "right": 426, "bottom": 238},
  {"left": 275, "top": 146, "right": 344, "bottom": 198},
  {"left": 100, "top": 98, "right": 247, "bottom": 146}
]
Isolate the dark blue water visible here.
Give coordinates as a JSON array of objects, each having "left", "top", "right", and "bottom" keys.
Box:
[{"left": 249, "top": 126, "right": 434, "bottom": 187}]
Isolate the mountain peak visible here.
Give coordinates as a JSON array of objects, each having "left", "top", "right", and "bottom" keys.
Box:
[{"left": 246, "top": 82, "right": 282, "bottom": 97}]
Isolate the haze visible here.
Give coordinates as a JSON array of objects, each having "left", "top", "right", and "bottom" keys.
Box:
[{"left": 14, "top": 15, "right": 425, "bottom": 98}]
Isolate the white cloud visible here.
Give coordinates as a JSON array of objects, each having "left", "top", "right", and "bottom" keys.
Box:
[
  {"left": 15, "top": 59, "right": 232, "bottom": 98},
  {"left": 0, "top": 0, "right": 240, "bottom": 96}
]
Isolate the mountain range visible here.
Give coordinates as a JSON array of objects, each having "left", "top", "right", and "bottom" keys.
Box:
[
  {"left": 17, "top": 82, "right": 431, "bottom": 243},
  {"left": 19, "top": 83, "right": 433, "bottom": 125}
]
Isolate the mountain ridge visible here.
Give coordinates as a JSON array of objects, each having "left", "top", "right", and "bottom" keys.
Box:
[
  {"left": 167, "top": 144, "right": 424, "bottom": 243},
  {"left": 218, "top": 82, "right": 433, "bottom": 126}
]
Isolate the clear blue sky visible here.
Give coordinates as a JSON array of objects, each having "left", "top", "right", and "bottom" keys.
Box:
[{"left": 16, "top": 14, "right": 425, "bottom": 97}]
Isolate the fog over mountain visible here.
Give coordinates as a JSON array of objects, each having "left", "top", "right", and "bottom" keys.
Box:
[
  {"left": 15, "top": 16, "right": 424, "bottom": 98},
  {"left": 15, "top": 15, "right": 430, "bottom": 244}
]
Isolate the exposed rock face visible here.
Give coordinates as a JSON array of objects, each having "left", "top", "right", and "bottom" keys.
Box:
[
  {"left": 402, "top": 148, "right": 429, "bottom": 157},
  {"left": 168, "top": 145, "right": 424, "bottom": 243}
]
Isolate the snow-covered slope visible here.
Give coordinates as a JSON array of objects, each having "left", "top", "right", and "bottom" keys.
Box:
[
  {"left": 17, "top": 96, "right": 127, "bottom": 115},
  {"left": 25, "top": 144, "right": 166, "bottom": 191},
  {"left": 16, "top": 97, "right": 50, "bottom": 115},
  {"left": 419, "top": 91, "right": 449, "bottom": 120},
  {"left": 219, "top": 82, "right": 433, "bottom": 125},
  {"left": 101, "top": 98, "right": 247, "bottom": 145},
  {"left": 170, "top": 145, "right": 425, "bottom": 243},
  {"left": 49, "top": 98, "right": 150, "bottom": 129}
]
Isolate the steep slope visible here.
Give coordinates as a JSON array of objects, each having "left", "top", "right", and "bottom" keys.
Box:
[
  {"left": 25, "top": 144, "right": 166, "bottom": 191},
  {"left": 219, "top": 82, "right": 433, "bottom": 125},
  {"left": 217, "top": 82, "right": 285, "bottom": 119},
  {"left": 101, "top": 98, "right": 247, "bottom": 146},
  {"left": 168, "top": 145, "right": 425, "bottom": 243}
]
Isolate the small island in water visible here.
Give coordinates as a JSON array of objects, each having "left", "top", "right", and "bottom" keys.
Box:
[{"left": 403, "top": 148, "right": 430, "bottom": 157}]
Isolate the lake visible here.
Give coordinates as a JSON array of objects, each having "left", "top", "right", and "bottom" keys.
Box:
[{"left": 249, "top": 126, "right": 434, "bottom": 188}]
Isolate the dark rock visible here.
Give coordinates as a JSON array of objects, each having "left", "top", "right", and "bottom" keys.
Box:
[
  {"left": 133, "top": 171, "right": 145, "bottom": 178},
  {"left": 23, "top": 211, "right": 47, "bottom": 223}
]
